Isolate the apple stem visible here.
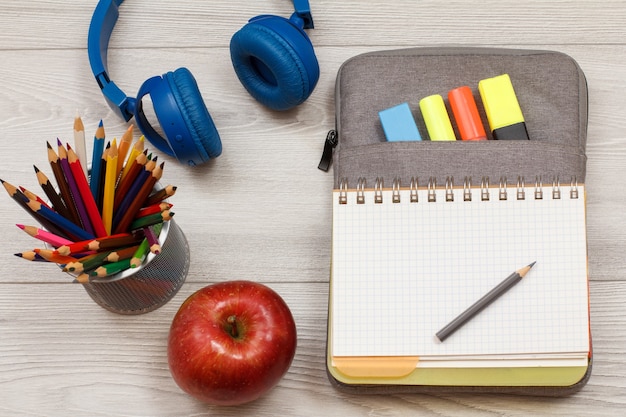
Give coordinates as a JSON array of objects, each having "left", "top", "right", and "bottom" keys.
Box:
[{"left": 227, "top": 315, "right": 239, "bottom": 338}]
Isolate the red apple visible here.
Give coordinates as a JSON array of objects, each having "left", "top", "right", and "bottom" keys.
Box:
[{"left": 167, "top": 280, "right": 297, "bottom": 406}]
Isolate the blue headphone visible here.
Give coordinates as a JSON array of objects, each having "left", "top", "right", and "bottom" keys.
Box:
[{"left": 88, "top": 0, "right": 320, "bottom": 166}]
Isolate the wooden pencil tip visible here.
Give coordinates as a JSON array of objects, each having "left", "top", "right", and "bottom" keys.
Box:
[
  {"left": 16, "top": 224, "right": 25, "bottom": 230},
  {"left": 529, "top": 261, "right": 537, "bottom": 269}
]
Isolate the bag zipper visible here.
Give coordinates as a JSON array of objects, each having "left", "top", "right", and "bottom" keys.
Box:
[{"left": 318, "top": 129, "right": 338, "bottom": 172}]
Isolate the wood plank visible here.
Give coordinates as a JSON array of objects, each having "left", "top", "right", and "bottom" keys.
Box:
[
  {"left": 1, "top": 1, "right": 625, "bottom": 415},
  {"left": 0, "top": 281, "right": 624, "bottom": 415},
  {"left": 2, "top": 1, "right": 626, "bottom": 49}
]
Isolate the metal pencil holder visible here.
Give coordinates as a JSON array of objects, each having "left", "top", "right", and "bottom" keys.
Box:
[{"left": 81, "top": 218, "right": 190, "bottom": 314}]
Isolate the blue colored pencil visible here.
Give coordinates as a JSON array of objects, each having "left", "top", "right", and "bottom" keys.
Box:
[
  {"left": 25, "top": 198, "right": 95, "bottom": 241},
  {"left": 89, "top": 120, "right": 105, "bottom": 199}
]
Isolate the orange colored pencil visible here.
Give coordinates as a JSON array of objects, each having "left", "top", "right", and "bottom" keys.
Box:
[
  {"left": 116, "top": 125, "right": 134, "bottom": 174},
  {"left": 34, "top": 249, "right": 78, "bottom": 265}
]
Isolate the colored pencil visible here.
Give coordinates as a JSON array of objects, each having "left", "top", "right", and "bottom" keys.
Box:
[
  {"left": 15, "top": 251, "right": 47, "bottom": 262},
  {"left": 129, "top": 210, "right": 173, "bottom": 231},
  {"left": 85, "top": 231, "right": 144, "bottom": 252},
  {"left": 120, "top": 135, "right": 145, "bottom": 182},
  {"left": 130, "top": 238, "right": 150, "bottom": 268},
  {"left": 34, "top": 165, "right": 71, "bottom": 219},
  {"left": 25, "top": 198, "right": 94, "bottom": 241},
  {"left": 34, "top": 249, "right": 78, "bottom": 265},
  {"left": 56, "top": 231, "right": 141, "bottom": 255},
  {"left": 136, "top": 202, "right": 172, "bottom": 218},
  {"left": 104, "top": 244, "right": 140, "bottom": 263},
  {"left": 114, "top": 161, "right": 164, "bottom": 234},
  {"left": 102, "top": 139, "right": 118, "bottom": 235},
  {"left": 114, "top": 150, "right": 148, "bottom": 211},
  {"left": 19, "top": 186, "right": 51, "bottom": 209},
  {"left": 96, "top": 143, "right": 109, "bottom": 212},
  {"left": 67, "top": 145, "right": 108, "bottom": 237},
  {"left": 112, "top": 157, "right": 155, "bottom": 229},
  {"left": 2, "top": 179, "right": 70, "bottom": 239},
  {"left": 90, "top": 120, "right": 105, "bottom": 198},
  {"left": 73, "top": 115, "right": 88, "bottom": 179},
  {"left": 47, "top": 141, "right": 81, "bottom": 226},
  {"left": 90, "top": 258, "right": 132, "bottom": 278},
  {"left": 58, "top": 140, "right": 94, "bottom": 235},
  {"left": 16, "top": 224, "right": 73, "bottom": 247},
  {"left": 145, "top": 185, "right": 177, "bottom": 206},
  {"left": 116, "top": 125, "right": 134, "bottom": 174},
  {"left": 143, "top": 225, "right": 161, "bottom": 254},
  {"left": 74, "top": 273, "right": 90, "bottom": 284},
  {"left": 63, "top": 251, "right": 111, "bottom": 273}
]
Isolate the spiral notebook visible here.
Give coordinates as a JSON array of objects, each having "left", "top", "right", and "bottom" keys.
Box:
[{"left": 329, "top": 177, "right": 590, "bottom": 386}]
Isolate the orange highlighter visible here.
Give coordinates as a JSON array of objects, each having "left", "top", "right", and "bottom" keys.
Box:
[{"left": 448, "top": 86, "right": 487, "bottom": 141}]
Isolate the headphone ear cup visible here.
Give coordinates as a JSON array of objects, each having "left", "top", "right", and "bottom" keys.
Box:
[
  {"left": 230, "top": 16, "right": 319, "bottom": 111},
  {"left": 165, "top": 68, "right": 222, "bottom": 161}
]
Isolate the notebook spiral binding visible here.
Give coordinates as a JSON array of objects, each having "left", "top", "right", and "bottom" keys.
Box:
[{"left": 338, "top": 176, "right": 580, "bottom": 205}]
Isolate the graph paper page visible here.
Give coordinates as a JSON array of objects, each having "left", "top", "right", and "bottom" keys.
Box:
[{"left": 330, "top": 185, "right": 590, "bottom": 358}]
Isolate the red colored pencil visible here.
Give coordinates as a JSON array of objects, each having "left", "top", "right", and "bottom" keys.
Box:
[{"left": 67, "top": 145, "right": 108, "bottom": 237}]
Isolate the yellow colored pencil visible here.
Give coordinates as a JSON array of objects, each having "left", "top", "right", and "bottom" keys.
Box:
[{"left": 102, "top": 139, "right": 118, "bottom": 235}]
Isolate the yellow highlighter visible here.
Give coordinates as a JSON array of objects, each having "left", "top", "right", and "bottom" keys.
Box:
[
  {"left": 419, "top": 94, "right": 456, "bottom": 141},
  {"left": 478, "top": 74, "right": 529, "bottom": 140}
]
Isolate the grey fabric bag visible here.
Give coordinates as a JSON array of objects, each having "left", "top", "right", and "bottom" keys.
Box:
[
  {"left": 326, "top": 47, "right": 591, "bottom": 396},
  {"left": 330, "top": 47, "right": 588, "bottom": 188}
]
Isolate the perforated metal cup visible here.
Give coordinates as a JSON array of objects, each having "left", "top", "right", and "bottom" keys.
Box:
[{"left": 80, "top": 218, "right": 190, "bottom": 314}]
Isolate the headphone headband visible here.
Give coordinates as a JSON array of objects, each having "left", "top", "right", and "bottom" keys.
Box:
[
  {"left": 292, "top": 0, "right": 314, "bottom": 29},
  {"left": 88, "top": 0, "right": 317, "bottom": 166},
  {"left": 88, "top": 0, "right": 134, "bottom": 121}
]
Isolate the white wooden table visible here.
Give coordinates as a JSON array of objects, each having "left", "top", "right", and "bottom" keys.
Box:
[{"left": 1, "top": 1, "right": 624, "bottom": 415}]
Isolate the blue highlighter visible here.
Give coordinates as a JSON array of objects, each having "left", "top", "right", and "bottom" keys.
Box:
[{"left": 379, "top": 103, "right": 422, "bottom": 142}]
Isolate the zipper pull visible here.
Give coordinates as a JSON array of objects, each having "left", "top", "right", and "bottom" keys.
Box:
[{"left": 318, "top": 130, "right": 338, "bottom": 172}]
